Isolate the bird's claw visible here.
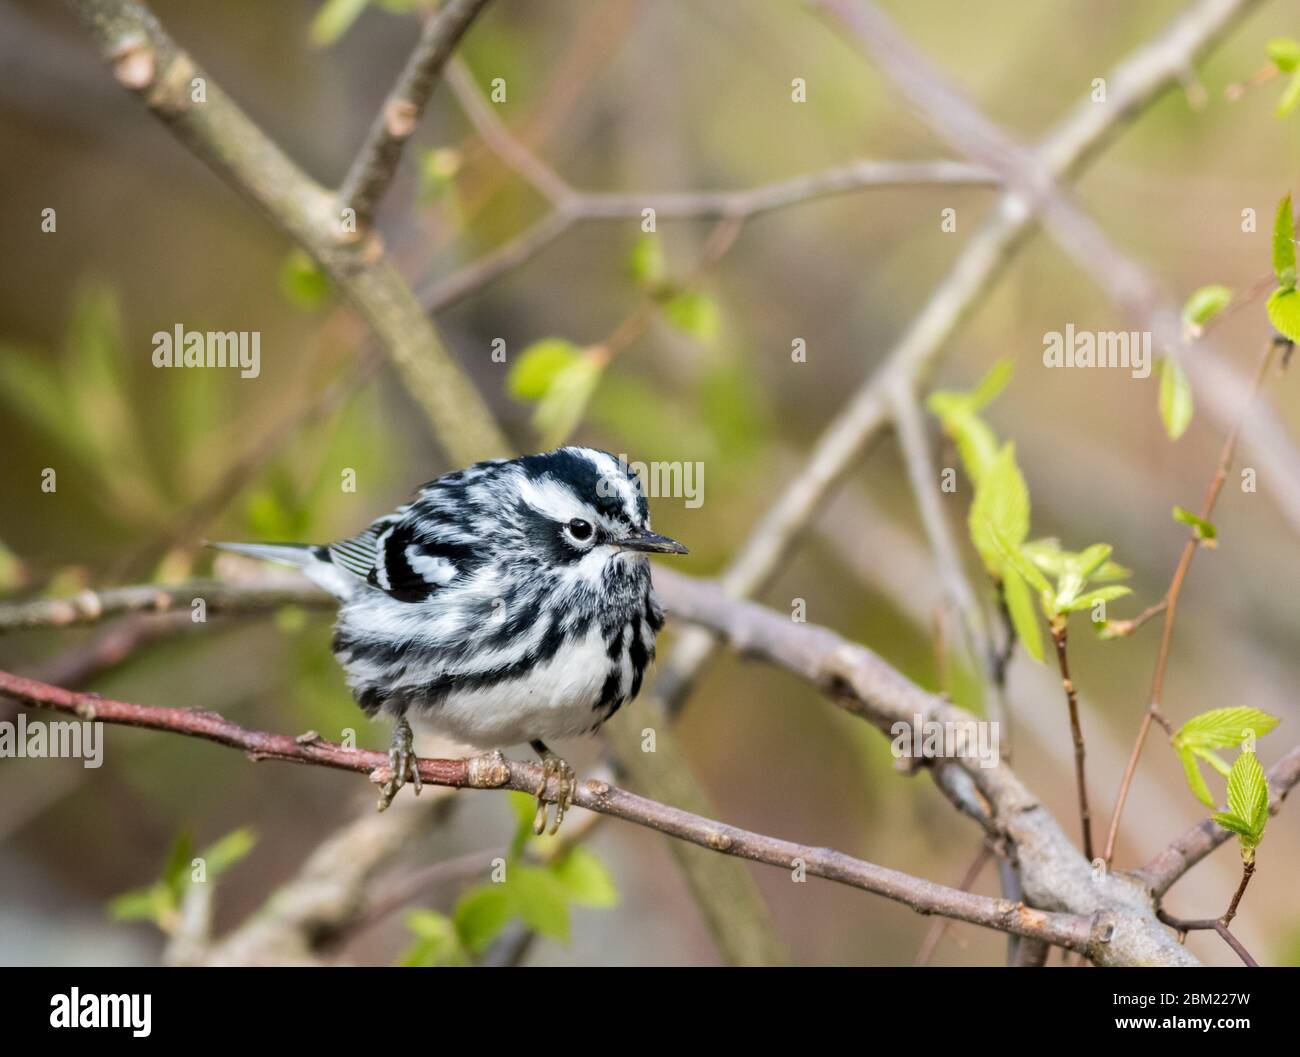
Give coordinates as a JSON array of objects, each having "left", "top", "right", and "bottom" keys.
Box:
[
  {"left": 532, "top": 751, "right": 576, "bottom": 836},
  {"left": 377, "top": 717, "right": 421, "bottom": 811}
]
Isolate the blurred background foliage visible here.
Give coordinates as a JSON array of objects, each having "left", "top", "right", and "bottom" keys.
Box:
[{"left": 2, "top": 0, "right": 1300, "bottom": 966}]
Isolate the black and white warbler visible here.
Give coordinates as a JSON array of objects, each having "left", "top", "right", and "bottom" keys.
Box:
[{"left": 215, "top": 447, "right": 687, "bottom": 833}]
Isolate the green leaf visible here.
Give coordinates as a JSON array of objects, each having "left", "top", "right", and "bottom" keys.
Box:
[
  {"left": 926, "top": 360, "right": 1013, "bottom": 485},
  {"left": 551, "top": 848, "right": 619, "bottom": 908},
  {"left": 1158, "top": 357, "right": 1194, "bottom": 441},
  {"left": 986, "top": 522, "right": 1052, "bottom": 597},
  {"left": 453, "top": 884, "right": 514, "bottom": 956},
  {"left": 1002, "top": 566, "right": 1044, "bottom": 662},
  {"left": 399, "top": 910, "right": 465, "bottom": 967},
  {"left": 107, "top": 887, "right": 159, "bottom": 923},
  {"left": 1179, "top": 747, "right": 1216, "bottom": 808},
  {"left": 418, "top": 148, "right": 461, "bottom": 200},
  {"left": 662, "top": 290, "right": 720, "bottom": 340},
  {"left": 278, "top": 250, "right": 332, "bottom": 311},
  {"left": 1181, "top": 284, "right": 1232, "bottom": 333},
  {"left": 1272, "top": 193, "right": 1296, "bottom": 288},
  {"left": 1266, "top": 286, "right": 1300, "bottom": 343},
  {"left": 1193, "top": 745, "right": 1232, "bottom": 779},
  {"left": 1278, "top": 72, "right": 1300, "bottom": 117},
  {"left": 510, "top": 865, "right": 571, "bottom": 943},
  {"left": 161, "top": 830, "right": 196, "bottom": 904},
  {"left": 1268, "top": 37, "right": 1300, "bottom": 73},
  {"left": 1226, "top": 750, "right": 1270, "bottom": 844},
  {"left": 532, "top": 353, "right": 604, "bottom": 448},
  {"left": 968, "top": 359, "right": 1015, "bottom": 409},
  {"left": 1172, "top": 505, "right": 1217, "bottom": 542},
  {"left": 627, "top": 236, "right": 665, "bottom": 287},
  {"left": 507, "top": 339, "right": 583, "bottom": 401},
  {"left": 1178, "top": 707, "right": 1281, "bottom": 752},
  {"left": 310, "top": 0, "right": 369, "bottom": 46},
  {"left": 199, "top": 827, "right": 257, "bottom": 877},
  {"left": 1067, "top": 585, "right": 1132, "bottom": 613},
  {"left": 968, "top": 442, "right": 1031, "bottom": 577},
  {"left": 1211, "top": 811, "right": 1255, "bottom": 839}
]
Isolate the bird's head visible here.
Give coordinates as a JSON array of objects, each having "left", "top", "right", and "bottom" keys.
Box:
[{"left": 511, "top": 447, "right": 687, "bottom": 566}]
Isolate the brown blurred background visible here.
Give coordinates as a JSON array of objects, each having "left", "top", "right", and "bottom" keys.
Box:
[{"left": 1, "top": 0, "right": 1298, "bottom": 966}]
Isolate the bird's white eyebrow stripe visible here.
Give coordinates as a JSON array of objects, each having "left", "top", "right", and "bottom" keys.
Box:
[
  {"left": 578, "top": 448, "right": 640, "bottom": 524},
  {"left": 515, "top": 471, "right": 594, "bottom": 523}
]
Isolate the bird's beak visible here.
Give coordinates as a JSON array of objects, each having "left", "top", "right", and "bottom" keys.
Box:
[{"left": 618, "top": 529, "right": 689, "bottom": 555}]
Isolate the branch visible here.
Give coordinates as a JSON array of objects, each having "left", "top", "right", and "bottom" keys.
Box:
[
  {"left": 338, "top": 0, "right": 493, "bottom": 230},
  {"left": 0, "top": 579, "right": 330, "bottom": 633},
  {"left": 1104, "top": 337, "right": 1283, "bottom": 862},
  {"left": 649, "top": 0, "right": 1259, "bottom": 714},
  {"left": 815, "top": 0, "right": 1300, "bottom": 544},
  {"left": 0, "top": 669, "right": 1101, "bottom": 955},
  {"left": 415, "top": 58, "right": 997, "bottom": 312},
  {"left": 67, "top": 0, "right": 510, "bottom": 466},
  {"left": 1136, "top": 742, "right": 1300, "bottom": 897}
]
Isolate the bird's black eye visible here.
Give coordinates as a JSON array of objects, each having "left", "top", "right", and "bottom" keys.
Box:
[{"left": 567, "top": 518, "right": 593, "bottom": 541}]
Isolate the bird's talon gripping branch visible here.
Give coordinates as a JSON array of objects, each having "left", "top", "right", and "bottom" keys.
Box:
[
  {"left": 531, "top": 740, "right": 576, "bottom": 836},
  {"left": 378, "top": 717, "right": 421, "bottom": 811}
]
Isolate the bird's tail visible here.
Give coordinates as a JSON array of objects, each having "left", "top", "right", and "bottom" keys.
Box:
[{"left": 208, "top": 541, "right": 356, "bottom": 600}]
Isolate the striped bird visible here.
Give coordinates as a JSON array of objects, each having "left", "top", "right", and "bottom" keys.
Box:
[{"left": 214, "top": 447, "right": 687, "bottom": 833}]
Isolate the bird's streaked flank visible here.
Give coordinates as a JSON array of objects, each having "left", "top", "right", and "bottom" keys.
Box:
[{"left": 214, "top": 446, "right": 687, "bottom": 833}]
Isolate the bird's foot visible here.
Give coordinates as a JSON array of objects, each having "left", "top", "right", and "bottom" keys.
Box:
[
  {"left": 530, "top": 740, "right": 575, "bottom": 836},
  {"left": 377, "top": 717, "right": 421, "bottom": 811}
]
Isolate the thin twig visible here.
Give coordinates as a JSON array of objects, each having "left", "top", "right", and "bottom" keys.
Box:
[
  {"left": 649, "top": 0, "right": 1262, "bottom": 716},
  {"left": 338, "top": 0, "right": 494, "bottom": 230},
  {"left": 1104, "top": 337, "right": 1284, "bottom": 863},
  {"left": 1050, "top": 623, "right": 1093, "bottom": 862},
  {"left": 0, "top": 669, "right": 1101, "bottom": 954}
]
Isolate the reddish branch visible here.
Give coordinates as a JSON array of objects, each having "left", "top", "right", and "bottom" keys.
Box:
[
  {"left": 0, "top": 668, "right": 1102, "bottom": 954},
  {"left": 1104, "top": 337, "right": 1284, "bottom": 863}
]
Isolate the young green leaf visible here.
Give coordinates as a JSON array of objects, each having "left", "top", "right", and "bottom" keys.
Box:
[
  {"left": 627, "top": 236, "right": 665, "bottom": 288},
  {"left": 1181, "top": 284, "right": 1232, "bottom": 334},
  {"left": 507, "top": 339, "right": 582, "bottom": 401},
  {"left": 1272, "top": 192, "right": 1296, "bottom": 289},
  {"left": 310, "top": 0, "right": 369, "bottom": 46},
  {"left": 926, "top": 360, "right": 1013, "bottom": 485},
  {"left": 399, "top": 910, "right": 466, "bottom": 967},
  {"left": 1179, "top": 747, "right": 1216, "bottom": 808},
  {"left": 532, "top": 353, "right": 605, "bottom": 448},
  {"left": 1211, "top": 811, "right": 1256, "bottom": 840},
  {"left": 968, "top": 442, "right": 1031, "bottom": 577},
  {"left": 453, "top": 885, "right": 514, "bottom": 956},
  {"left": 1001, "top": 566, "right": 1044, "bottom": 662},
  {"left": 1193, "top": 745, "right": 1232, "bottom": 779},
  {"left": 551, "top": 848, "right": 619, "bottom": 908},
  {"left": 1267, "top": 287, "right": 1300, "bottom": 344},
  {"left": 1172, "top": 505, "right": 1217, "bottom": 543},
  {"left": 1268, "top": 37, "right": 1300, "bottom": 72},
  {"left": 279, "top": 250, "right": 332, "bottom": 311},
  {"left": 1278, "top": 72, "right": 1300, "bottom": 117},
  {"left": 199, "top": 827, "right": 257, "bottom": 877},
  {"left": 662, "top": 290, "right": 720, "bottom": 340},
  {"left": 987, "top": 522, "right": 1052, "bottom": 596},
  {"left": 510, "top": 865, "right": 571, "bottom": 943},
  {"left": 1158, "top": 357, "right": 1193, "bottom": 441},
  {"left": 1067, "top": 585, "right": 1132, "bottom": 613},
  {"left": 1226, "top": 750, "right": 1270, "bottom": 848},
  {"left": 1177, "top": 706, "right": 1280, "bottom": 750}
]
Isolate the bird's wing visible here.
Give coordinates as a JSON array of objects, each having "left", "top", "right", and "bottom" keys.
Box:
[{"left": 327, "top": 463, "right": 500, "bottom": 603}]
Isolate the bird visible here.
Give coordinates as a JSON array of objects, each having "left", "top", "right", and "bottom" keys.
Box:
[{"left": 213, "top": 446, "right": 687, "bottom": 834}]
